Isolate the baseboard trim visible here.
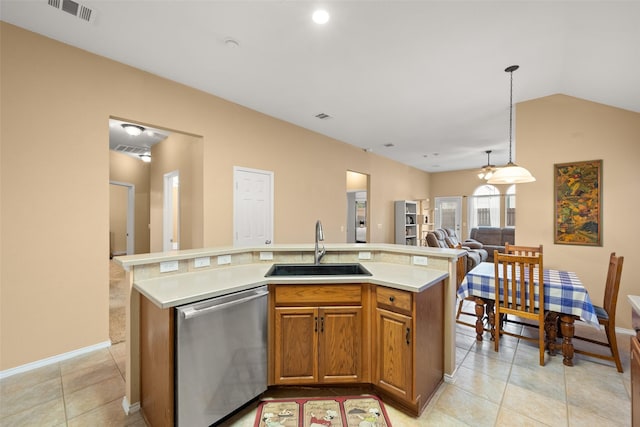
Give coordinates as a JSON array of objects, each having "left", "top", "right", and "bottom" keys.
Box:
[
  {"left": 444, "top": 368, "right": 457, "bottom": 384},
  {"left": 122, "top": 396, "right": 140, "bottom": 415},
  {"left": 0, "top": 340, "right": 112, "bottom": 379}
]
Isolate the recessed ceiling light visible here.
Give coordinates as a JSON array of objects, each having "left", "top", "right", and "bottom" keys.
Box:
[
  {"left": 312, "top": 9, "right": 330, "bottom": 24},
  {"left": 224, "top": 38, "right": 240, "bottom": 48},
  {"left": 122, "top": 124, "right": 144, "bottom": 136}
]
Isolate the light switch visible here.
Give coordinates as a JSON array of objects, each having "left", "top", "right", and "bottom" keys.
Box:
[{"left": 218, "top": 255, "right": 231, "bottom": 265}]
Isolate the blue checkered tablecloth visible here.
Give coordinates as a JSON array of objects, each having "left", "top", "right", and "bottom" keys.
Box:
[{"left": 457, "top": 262, "right": 599, "bottom": 327}]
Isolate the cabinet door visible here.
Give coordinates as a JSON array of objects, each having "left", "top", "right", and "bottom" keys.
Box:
[
  {"left": 374, "top": 307, "right": 413, "bottom": 399},
  {"left": 318, "top": 306, "right": 362, "bottom": 382},
  {"left": 632, "top": 336, "right": 640, "bottom": 427},
  {"left": 274, "top": 307, "right": 317, "bottom": 384}
]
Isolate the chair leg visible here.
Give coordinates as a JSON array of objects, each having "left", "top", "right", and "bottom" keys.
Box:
[
  {"left": 538, "top": 327, "right": 546, "bottom": 366},
  {"left": 456, "top": 299, "right": 464, "bottom": 320},
  {"left": 605, "top": 323, "right": 623, "bottom": 373},
  {"left": 494, "top": 314, "right": 500, "bottom": 352}
]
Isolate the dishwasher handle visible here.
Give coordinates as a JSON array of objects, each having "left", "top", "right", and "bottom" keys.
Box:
[{"left": 181, "top": 288, "right": 268, "bottom": 320}]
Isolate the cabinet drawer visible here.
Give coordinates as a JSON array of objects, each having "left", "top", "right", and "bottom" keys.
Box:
[
  {"left": 274, "top": 284, "right": 362, "bottom": 306},
  {"left": 377, "top": 286, "right": 412, "bottom": 315}
]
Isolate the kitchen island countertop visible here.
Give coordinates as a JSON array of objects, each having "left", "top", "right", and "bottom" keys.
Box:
[{"left": 135, "top": 261, "right": 449, "bottom": 309}]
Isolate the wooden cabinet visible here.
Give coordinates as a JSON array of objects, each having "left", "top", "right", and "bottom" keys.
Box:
[
  {"left": 270, "top": 284, "right": 368, "bottom": 385},
  {"left": 375, "top": 306, "right": 413, "bottom": 399},
  {"left": 395, "top": 200, "right": 418, "bottom": 246},
  {"left": 373, "top": 282, "right": 444, "bottom": 415},
  {"left": 140, "top": 295, "right": 174, "bottom": 427},
  {"left": 632, "top": 304, "right": 640, "bottom": 427},
  {"left": 632, "top": 335, "right": 639, "bottom": 427},
  {"left": 274, "top": 306, "right": 362, "bottom": 383}
]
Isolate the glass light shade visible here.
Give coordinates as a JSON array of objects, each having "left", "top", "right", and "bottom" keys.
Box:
[
  {"left": 487, "top": 163, "right": 535, "bottom": 184},
  {"left": 139, "top": 153, "right": 151, "bottom": 163},
  {"left": 478, "top": 166, "right": 495, "bottom": 180}
]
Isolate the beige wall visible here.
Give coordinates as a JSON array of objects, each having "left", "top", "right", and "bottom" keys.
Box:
[
  {"left": 430, "top": 95, "right": 640, "bottom": 330},
  {"left": 0, "top": 23, "right": 430, "bottom": 370},
  {"left": 109, "top": 151, "right": 151, "bottom": 255},
  {"left": 149, "top": 132, "right": 204, "bottom": 252}
]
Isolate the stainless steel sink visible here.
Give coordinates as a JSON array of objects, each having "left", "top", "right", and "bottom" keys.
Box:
[{"left": 265, "top": 263, "right": 372, "bottom": 277}]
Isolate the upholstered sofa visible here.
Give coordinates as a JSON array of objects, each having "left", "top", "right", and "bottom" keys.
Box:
[{"left": 465, "top": 227, "right": 515, "bottom": 262}]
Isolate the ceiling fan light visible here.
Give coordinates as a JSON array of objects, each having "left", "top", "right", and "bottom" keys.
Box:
[
  {"left": 122, "top": 124, "right": 145, "bottom": 136},
  {"left": 487, "top": 163, "right": 536, "bottom": 184}
]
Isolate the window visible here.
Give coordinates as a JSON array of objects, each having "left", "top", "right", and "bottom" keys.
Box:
[
  {"left": 468, "top": 184, "right": 500, "bottom": 230},
  {"left": 505, "top": 185, "right": 516, "bottom": 227}
]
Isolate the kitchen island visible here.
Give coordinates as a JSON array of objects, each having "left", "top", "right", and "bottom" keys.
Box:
[{"left": 115, "top": 243, "right": 466, "bottom": 424}]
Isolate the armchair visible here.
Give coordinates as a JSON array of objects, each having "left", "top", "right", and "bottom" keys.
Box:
[{"left": 425, "top": 229, "right": 482, "bottom": 272}]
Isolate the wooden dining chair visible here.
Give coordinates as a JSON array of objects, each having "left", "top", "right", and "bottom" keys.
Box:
[
  {"left": 573, "top": 252, "right": 625, "bottom": 372},
  {"left": 494, "top": 251, "right": 546, "bottom": 366},
  {"left": 505, "top": 242, "right": 543, "bottom": 257},
  {"left": 502, "top": 243, "right": 543, "bottom": 327}
]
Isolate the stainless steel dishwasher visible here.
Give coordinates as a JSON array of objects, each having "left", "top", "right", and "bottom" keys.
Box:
[{"left": 175, "top": 285, "right": 268, "bottom": 426}]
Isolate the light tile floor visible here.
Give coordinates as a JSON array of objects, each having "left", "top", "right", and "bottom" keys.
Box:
[{"left": 0, "top": 302, "right": 632, "bottom": 426}]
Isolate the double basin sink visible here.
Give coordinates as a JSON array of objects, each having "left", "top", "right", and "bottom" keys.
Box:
[{"left": 265, "top": 263, "right": 371, "bottom": 277}]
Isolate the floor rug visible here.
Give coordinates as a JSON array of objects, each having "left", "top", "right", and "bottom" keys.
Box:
[{"left": 253, "top": 395, "right": 392, "bottom": 427}]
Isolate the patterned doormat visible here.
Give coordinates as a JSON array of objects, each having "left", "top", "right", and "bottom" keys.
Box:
[{"left": 253, "top": 395, "right": 392, "bottom": 427}]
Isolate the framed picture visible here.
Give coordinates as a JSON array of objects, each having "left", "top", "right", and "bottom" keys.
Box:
[{"left": 554, "top": 160, "right": 602, "bottom": 246}]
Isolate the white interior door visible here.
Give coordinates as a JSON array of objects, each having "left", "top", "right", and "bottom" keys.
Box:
[
  {"left": 434, "top": 196, "right": 462, "bottom": 237},
  {"left": 233, "top": 167, "right": 273, "bottom": 246},
  {"left": 109, "top": 181, "right": 134, "bottom": 256},
  {"left": 163, "top": 170, "right": 180, "bottom": 251}
]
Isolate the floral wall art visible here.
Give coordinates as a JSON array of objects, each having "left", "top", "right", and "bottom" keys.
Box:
[{"left": 554, "top": 160, "right": 602, "bottom": 246}]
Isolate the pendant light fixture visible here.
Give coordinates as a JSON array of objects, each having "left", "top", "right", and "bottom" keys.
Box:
[
  {"left": 487, "top": 65, "right": 536, "bottom": 184},
  {"left": 477, "top": 150, "right": 496, "bottom": 180}
]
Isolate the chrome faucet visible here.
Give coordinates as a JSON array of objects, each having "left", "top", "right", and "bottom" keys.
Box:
[{"left": 314, "top": 220, "right": 326, "bottom": 265}]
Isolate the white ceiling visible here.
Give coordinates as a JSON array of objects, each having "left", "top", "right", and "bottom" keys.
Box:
[{"left": 3, "top": 1, "right": 639, "bottom": 172}]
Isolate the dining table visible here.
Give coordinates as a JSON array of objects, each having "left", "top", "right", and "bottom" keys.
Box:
[{"left": 457, "top": 261, "right": 599, "bottom": 367}]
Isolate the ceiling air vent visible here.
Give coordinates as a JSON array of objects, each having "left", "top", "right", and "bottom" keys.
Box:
[
  {"left": 315, "top": 113, "right": 331, "bottom": 120},
  {"left": 114, "top": 144, "right": 149, "bottom": 155},
  {"left": 48, "top": 0, "right": 96, "bottom": 24}
]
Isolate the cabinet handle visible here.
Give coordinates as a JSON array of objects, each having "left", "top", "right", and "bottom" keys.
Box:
[
  {"left": 406, "top": 327, "right": 411, "bottom": 345},
  {"left": 320, "top": 317, "right": 324, "bottom": 333},
  {"left": 389, "top": 296, "right": 395, "bottom": 302},
  {"left": 314, "top": 316, "right": 318, "bottom": 332}
]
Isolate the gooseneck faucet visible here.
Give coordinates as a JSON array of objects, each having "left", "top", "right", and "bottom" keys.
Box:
[{"left": 314, "top": 220, "right": 326, "bottom": 265}]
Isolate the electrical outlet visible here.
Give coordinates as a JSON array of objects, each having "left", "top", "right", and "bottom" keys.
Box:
[
  {"left": 260, "top": 252, "right": 274, "bottom": 261},
  {"left": 412, "top": 256, "right": 428, "bottom": 266},
  {"left": 358, "top": 251, "right": 372, "bottom": 260},
  {"left": 160, "top": 260, "right": 179, "bottom": 273},
  {"left": 194, "top": 257, "right": 210, "bottom": 268},
  {"left": 218, "top": 255, "right": 231, "bottom": 265}
]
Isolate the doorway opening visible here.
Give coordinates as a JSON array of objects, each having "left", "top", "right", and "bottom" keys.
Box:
[
  {"left": 163, "top": 171, "right": 180, "bottom": 251},
  {"left": 346, "top": 171, "right": 369, "bottom": 243}
]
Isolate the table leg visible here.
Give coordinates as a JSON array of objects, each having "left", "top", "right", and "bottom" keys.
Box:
[
  {"left": 473, "top": 297, "right": 486, "bottom": 341},
  {"left": 486, "top": 300, "right": 495, "bottom": 341},
  {"left": 560, "top": 314, "right": 575, "bottom": 366},
  {"left": 545, "top": 312, "right": 560, "bottom": 356}
]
